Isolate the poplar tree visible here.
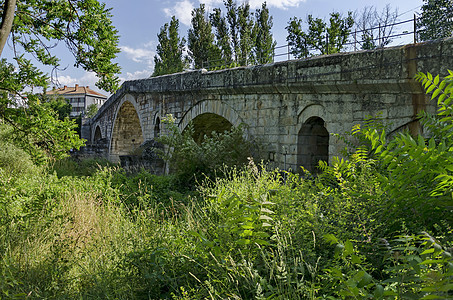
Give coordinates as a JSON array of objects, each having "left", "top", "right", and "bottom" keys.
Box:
[
  {"left": 153, "top": 16, "right": 188, "bottom": 77},
  {"left": 188, "top": 4, "right": 221, "bottom": 69},
  {"left": 225, "top": 0, "right": 240, "bottom": 64},
  {"left": 237, "top": 3, "right": 255, "bottom": 66},
  {"left": 210, "top": 8, "right": 232, "bottom": 67},
  {"left": 417, "top": 0, "right": 453, "bottom": 41},
  {"left": 253, "top": 2, "right": 276, "bottom": 64}
]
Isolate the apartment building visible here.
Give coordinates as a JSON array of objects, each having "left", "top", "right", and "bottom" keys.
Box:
[{"left": 46, "top": 85, "right": 108, "bottom": 117}]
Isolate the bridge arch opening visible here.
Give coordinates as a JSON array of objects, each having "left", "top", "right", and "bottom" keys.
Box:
[
  {"left": 154, "top": 117, "right": 161, "bottom": 138},
  {"left": 94, "top": 125, "right": 102, "bottom": 142},
  {"left": 297, "top": 116, "right": 329, "bottom": 174},
  {"left": 186, "top": 113, "right": 233, "bottom": 144},
  {"left": 110, "top": 101, "right": 144, "bottom": 158}
]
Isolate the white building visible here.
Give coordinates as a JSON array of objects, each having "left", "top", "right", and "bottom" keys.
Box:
[{"left": 46, "top": 85, "right": 108, "bottom": 117}]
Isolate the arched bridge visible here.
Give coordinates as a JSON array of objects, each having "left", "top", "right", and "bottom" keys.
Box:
[{"left": 82, "top": 37, "right": 453, "bottom": 172}]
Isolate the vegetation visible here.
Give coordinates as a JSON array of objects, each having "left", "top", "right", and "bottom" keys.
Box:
[
  {"left": 0, "top": 71, "right": 452, "bottom": 299},
  {"left": 417, "top": 0, "right": 453, "bottom": 41},
  {"left": 0, "top": 0, "right": 121, "bottom": 163},
  {"left": 157, "top": 115, "right": 259, "bottom": 188},
  {"left": 156, "top": 0, "right": 276, "bottom": 74},
  {"left": 187, "top": 4, "right": 220, "bottom": 70},
  {"left": 286, "top": 12, "right": 355, "bottom": 58},
  {"left": 153, "top": 16, "right": 189, "bottom": 77}
]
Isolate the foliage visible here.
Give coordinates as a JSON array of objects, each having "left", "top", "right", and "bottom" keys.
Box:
[
  {"left": 324, "top": 233, "right": 453, "bottom": 299},
  {"left": 210, "top": 7, "right": 233, "bottom": 67},
  {"left": 84, "top": 103, "right": 98, "bottom": 118},
  {"left": 0, "top": 90, "right": 84, "bottom": 164},
  {"left": 187, "top": 0, "right": 275, "bottom": 70},
  {"left": 41, "top": 95, "right": 72, "bottom": 121},
  {"left": 51, "top": 156, "right": 114, "bottom": 177},
  {"left": 353, "top": 71, "right": 453, "bottom": 234},
  {"left": 417, "top": 0, "right": 453, "bottom": 41},
  {"left": 236, "top": 2, "right": 254, "bottom": 66},
  {"left": 153, "top": 16, "right": 189, "bottom": 77},
  {"left": 286, "top": 11, "right": 354, "bottom": 58},
  {"left": 252, "top": 2, "right": 276, "bottom": 65},
  {"left": 0, "top": 0, "right": 121, "bottom": 163},
  {"left": 0, "top": 125, "right": 40, "bottom": 176},
  {"left": 187, "top": 4, "right": 221, "bottom": 69},
  {"left": 157, "top": 115, "right": 258, "bottom": 187},
  {"left": 1, "top": 0, "right": 121, "bottom": 92}
]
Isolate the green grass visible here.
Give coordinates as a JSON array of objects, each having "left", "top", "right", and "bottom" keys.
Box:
[{"left": 0, "top": 153, "right": 451, "bottom": 299}]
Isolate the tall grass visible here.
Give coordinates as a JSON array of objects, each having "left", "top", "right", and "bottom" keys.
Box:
[{"left": 0, "top": 148, "right": 451, "bottom": 298}]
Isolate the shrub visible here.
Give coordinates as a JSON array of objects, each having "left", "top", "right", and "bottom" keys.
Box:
[{"left": 157, "top": 115, "right": 261, "bottom": 188}]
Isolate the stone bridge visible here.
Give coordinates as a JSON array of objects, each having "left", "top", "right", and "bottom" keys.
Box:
[{"left": 82, "top": 37, "right": 453, "bottom": 173}]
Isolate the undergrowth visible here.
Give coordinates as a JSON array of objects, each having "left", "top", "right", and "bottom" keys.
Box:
[{"left": 0, "top": 71, "right": 452, "bottom": 299}]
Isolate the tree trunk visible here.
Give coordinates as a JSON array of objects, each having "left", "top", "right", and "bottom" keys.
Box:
[{"left": 0, "top": 0, "right": 17, "bottom": 56}]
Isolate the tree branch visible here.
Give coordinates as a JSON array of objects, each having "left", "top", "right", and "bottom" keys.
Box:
[{"left": 0, "top": 0, "right": 17, "bottom": 56}]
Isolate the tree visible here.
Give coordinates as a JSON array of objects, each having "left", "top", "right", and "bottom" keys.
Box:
[
  {"left": 0, "top": 0, "right": 121, "bottom": 162},
  {"left": 187, "top": 4, "right": 221, "bottom": 69},
  {"left": 237, "top": 2, "right": 255, "bottom": 66},
  {"left": 153, "top": 16, "right": 188, "bottom": 77},
  {"left": 210, "top": 7, "right": 232, "bottom": 67},
  {"left": 85, "top": 103, "right": 98, "bottom": 119},
  {"left": 42, "top": 95, "right": 72, "bottom": 121},
  {"left": 252, "top": 2, "right": 276, "bottom": 65},
  {"left": 221, "top": 0, "right": 257, "bottom": 67},
  {"left": 354, "top": 5, "right": 399, "bottom": 50},
  {"left": 417, "top": 0, "right": 453, "bottom": 41},
  {"left": 286, "top": 12, "right": 354, "bottom": 58},
  {"left": 224, "top": 0, "right": 240, "bottom": 64}
]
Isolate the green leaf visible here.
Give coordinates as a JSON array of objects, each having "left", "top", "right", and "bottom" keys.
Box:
[
  {"left": 344, "top": 240, "right": 353, "bottom": 256},
  {"left": 324, "top": 234, "right": 339, "bottom": 244}
]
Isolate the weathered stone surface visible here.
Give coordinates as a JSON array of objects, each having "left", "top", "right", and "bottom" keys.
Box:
[{"left": 85, "top": 37, "right": 453, "bottom": 173}]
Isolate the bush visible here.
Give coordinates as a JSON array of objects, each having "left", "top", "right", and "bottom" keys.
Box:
[{"left": 157, "top": 115, "right": 261, "bottom": 188}]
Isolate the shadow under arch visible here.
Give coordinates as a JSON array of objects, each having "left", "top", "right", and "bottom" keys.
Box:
[
  {"left": 94, "top": 125, "right": 102, "bottom": 142},
  {"left": 187, "top": 112, "right": 233, "bottom": 144},
  {"left": 109, "top": 99, "right": 144, "bottom": 161},
  {"left": 297, "top": 116, "right": 329, "bottom": 174}
]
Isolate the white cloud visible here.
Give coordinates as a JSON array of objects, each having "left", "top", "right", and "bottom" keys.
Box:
[
  {"left": 199, "top": 0, "right": 305, "bottom": 10},
  {"left": 120, "top": 45, "right": 155, "bottom": 67},
  {"left": 247, "top": 0, "right": 305, "bottom": 10},
  {"left": 53, "top": 72, "right": 98, "bottom": 89},
  {"left": 121, "top": 69, "right": 153, "bottom": 81},
  {"left": 163, "top": 0, "right": 195, "bottom": 27}
]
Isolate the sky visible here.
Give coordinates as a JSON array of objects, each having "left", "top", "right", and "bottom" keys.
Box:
[{"left": 7, "top": 0, "right": 425, "bottom": 96}]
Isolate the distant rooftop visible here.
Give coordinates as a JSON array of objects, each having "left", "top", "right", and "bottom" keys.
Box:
[{"left": 46, "top": 84, "right": 107, "bottom": 98}]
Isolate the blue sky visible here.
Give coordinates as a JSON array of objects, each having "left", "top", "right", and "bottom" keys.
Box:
[{"left": 22, "top": 0, "right": 425, "bottom": 96}]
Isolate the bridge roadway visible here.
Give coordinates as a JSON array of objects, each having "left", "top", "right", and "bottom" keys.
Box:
[{"left": 82, "top": 37, "right": 453, "bottom": 173}]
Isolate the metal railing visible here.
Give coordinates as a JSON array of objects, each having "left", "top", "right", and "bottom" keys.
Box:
[{"left": 201, "top": 14, "right": 420, "bottom": 70}]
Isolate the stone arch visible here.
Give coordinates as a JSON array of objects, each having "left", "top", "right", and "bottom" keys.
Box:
[
  {"left": 298, "top": 103, "right": 327, "bottom": 125},
  {"left": 109, "top": 95, "right": 144, "bottom": 160},
  {"left": 94, "top": 125, "right": 102, "bottom": 142},
  {"left": 179, "top": 100, "right": 244, "bottom": 143},
  {"left": 179, "top": 100, "right": 243, "bottom": 130},
  {"left": 297, "top": 108, "right": 329, "bottom": 173}
]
